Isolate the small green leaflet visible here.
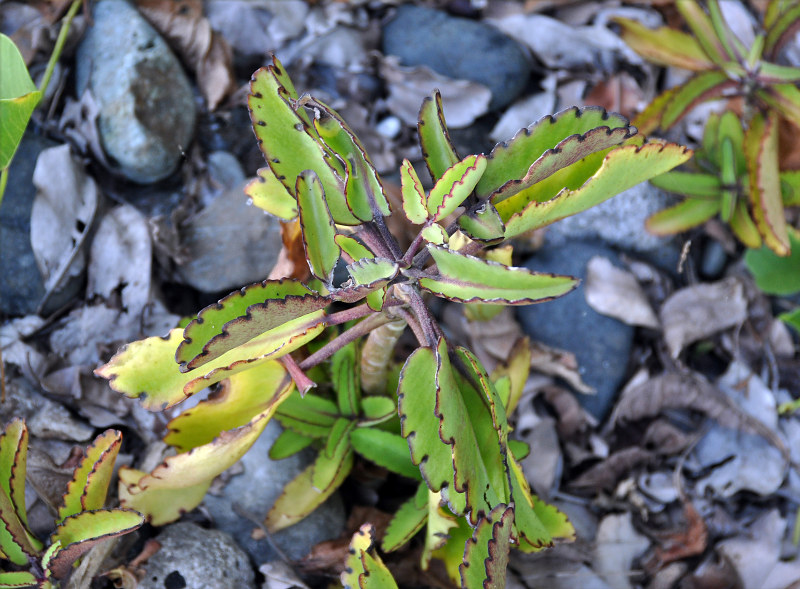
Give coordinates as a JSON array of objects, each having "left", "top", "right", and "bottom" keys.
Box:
[
  {"left": 0, "top": 34, "right": 42, "bottom": 168},
  {"left": 342, "top": 524, "right": 398, "bottom": 589},
  {"left": 297, "top": 170, "right": 341, "bottom": 282},
  {"left": 245, "top": 166, "right": 298, "bottom": 220},
  {"left": 460, "top": 504, "right": 513, "bottom": 589},
  {"left": 419, "top": 244, "right": 578, "bottom": 304},
  {"left": 418, "top": 90, "right": 459, "bottom": 182}
]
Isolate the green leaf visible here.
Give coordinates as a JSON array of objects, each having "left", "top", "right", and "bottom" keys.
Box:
[
  {"left": 458, "top": 202, "right": 505, "bottom": 242},
  {"left": 165, "top": 360, "right": 293, "bottom": 452},
  {"left": 358, "top": 396, "right": 397, "bottom": 427},
  {"left": 249, "top": 59, "right": 356, "bottom": 224},
  {"left": 335, "top": 234, "right": 375, "bottom": 263},
  {"left": 476, "top": 107, "right": 632, "bottom": 199},
  {"left": 297, "top": 170, "right": 341, "bottom": 282},
  {"left": 342, "top": 524, "right": 399, "bottom": 589},
  {"left": 418, "top": 90, "right": 459, "bottom": 182},
  {"left": 269, "top": 429, "right": 314, "bottom": 460},
  {"left": 333, "top": 342, "right": 360, "bottom": 417},
  {"left": 0, "top": 34, "right": 42, "bottom": 169},
  {"left": 490, "top": 336, "right": 530, "bottom": 416},
  {"left": 0, "top": 420, "right": 30, "bottom": 534},
  {"left": 421, "top": 223, "right": 448, "bottom": 245},
  {"left": 350, "top": 428, "right": 420, "bottom": 480},
  {"left": 423, "top": 490, "right": 460, "bottom": 569},
  {"left": 502, "top": 141, "right": 693, "bottom": 237},
  {"left": 312, "top": 98, "right": 390, "bottom": 221},
  {"left": 58, "top": 430, "right": 121, "bottom": 521},
  {"left": 428, "top": 154, "right": 487, "bottom": 221},
  {"left": 730, "top": 198, "right": 763, "bottom": 249},
  {"left": 645, "top": 198, "right": 720, "bottom": 235},
  {"left": 95, "top": 311, "right": 325, "bottom": 410},
  {"left": 745, "top": 227, "right": 800, "bottom": 294},
  {"left": 347, "top": 258, "right": 399, "bottom": 289},
  {"left": 779, "top": 307, "right": 800, "bottom": 335},
  {"left": 745, "top": 111, "right": 789, "bottom": 255},
  {"left": 397, "top": 344, "right": 462, "bottom": 501},
  {"left": 676, "top": 0, "right": 730, "bottom": 65},
  {"left": 49, "top": 509, "right": 144, "bottom": 579},
  {"left": 460, "top": 504, "right": 513, "bottom": 589},
  {"left": 419, "top": 244, "right": 578, "bottom": 304},
  {"left": 382, "top": 483, "right": 428, "bottom": 552},
  {"left": 764, "top": 2, "right": 800, "bottom": 55},
  {"left": 400, "top": 159, "right": 429, "bottom": 224},
  {"left": 244, "top": 166, "right": 298, "bottom": 220},
  {"left": 266, "top": 424, "right": 354, "bottom": 532},
  {"left": 177, "top": 279, "right": 328, "bottom": 372},
  {"left": 660, "top": 71, "right": 734, "bottom": 130},
  {"left": 508, "top": 439, "right": 530, "bottom": 461},
  {"left": 757, "top": 62, "right": 800, "bottom": 84},
  {"left": 0, "top": 571, "right": 37, "bottom": 589},
  {"left": 612, "top": 17, "right": 713, "bottom": 71},
  {"left": 275, "top": 390, "right": 340, "bottom": 438},
  {"left": 121, "top": 409, "right": 277, "bottom": 525},
  {"left": 649, "top": 171, "right": 722, "bottom": 198},
  {"left": 759, "top": 84, "right": 800, "bottom": 130},
  {"left": 781, "top": 170, "right": 800, "bottom": 205},
  {"left": 633, "top": 86, "right": 679, "bottom": 135}
]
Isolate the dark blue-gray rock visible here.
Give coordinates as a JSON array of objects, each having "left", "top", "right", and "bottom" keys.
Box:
[
  {"left": 0, "top": 134, "right": 80, "bottom": 316},
  {"left": 203, "top": 420, "right": 346, "bottom": 562},
  {"left": 75, "top": 0, "right": 196, "bottom": 183},
  {"left": 543, "top": 182, "right": 682, "bottom": 274},
  {"left": 175, "top": 152, "right": 283, "bottom": 293},
  {"left": 382, "top": 4, "right": 529, "bottom": 110},
  {"left": 137, "top": 522, "right": 255, "bottom": 589},
  {"left": 701, "top": 239, "right": 728, "bottom": 279},
  {"left": 517, "top": 241, "right": 634, "bottom": 421}
]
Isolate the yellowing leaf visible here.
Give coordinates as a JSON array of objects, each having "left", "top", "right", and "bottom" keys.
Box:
[
  {"left": 400, "top": 159, "right": 428, "bottom": 224},
  {"left": 118, "top": 468, "right": 210, "bottom": 527},
  {"left": 427, "top": 154, "right": 487, "bottom": 222},
  {"left": 613, "top": 18, "right": 713, "bottom": 71},
  {"left": 342, "top": 524, "right": 399, "bottom": 589},
  {"left": 418, "top": 90, "right": 459, "bottom": 182},
  {"left": 245, "top": 166, "right": 298, "bottom": 220},
  {"left": 96, "top": 310, "right": 325, "bottom": 410},
  {"left": 58, "top": 430, "right": 122, "bottom": 520}
]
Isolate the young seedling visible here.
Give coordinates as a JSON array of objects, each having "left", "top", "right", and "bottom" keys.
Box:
[{"left": 0, "top": 420, "right": 143, "bottom": 588}]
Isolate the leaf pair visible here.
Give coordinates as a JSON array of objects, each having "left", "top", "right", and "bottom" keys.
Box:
[
  {"left": 119, "top": 361, "right": 294, "bottom": 525},
  {"left": 397, "top": 339, "right": 574, "bottom": 550},
  {"left": 0, "top": 420, "right": 143, "bottom": 582}
]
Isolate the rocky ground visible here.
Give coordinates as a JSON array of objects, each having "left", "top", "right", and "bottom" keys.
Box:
[{"left": 2, "top": 1, "right": 800, "bottom": 588}]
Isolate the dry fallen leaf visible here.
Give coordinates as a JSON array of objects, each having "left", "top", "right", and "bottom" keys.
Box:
[
  {"left": 585, "top": 256, "right": 659, "bottom": 329},
  {"left": 660, "top": 277, "right": 748, "bottom": 358},
  {"left": 135, "top": 0, "right": 235, "bottom": 110},
  {"left": 379, "top": 56, "right": 492, "bottom": 128},
  {"left": 571, "top": 446, "right": 654, "bottom": 491},
  {"left": 647, "top": 501, "right": 708, "bottom": 570}
]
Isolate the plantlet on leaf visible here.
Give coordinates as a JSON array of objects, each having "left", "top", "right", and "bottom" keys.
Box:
[
  {"left": 646, "top": 109, "right": 800, "bottom": 252},
  {"left": 615, "top": 0, "right": 800, "bottom": 255},
  {"left": 95, "top": 54, "right": 689, "bottom": 584},
  {"left": 0, "top": 420, "right": 143, "bottom": 588}
]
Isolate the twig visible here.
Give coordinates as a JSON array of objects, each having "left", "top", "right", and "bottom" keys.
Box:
[{"left": 299, "top": 313, "right": 392, "bottom": 371}]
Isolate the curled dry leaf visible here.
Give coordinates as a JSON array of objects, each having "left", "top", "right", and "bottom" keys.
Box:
[
  {"left": 30, "top": 144, "right": 97, "bottom": 295},
  {"left": 135, "top": 0, "right": 235, "bottom": 110},
  {"left": 584, "top": 256, "right": 659, "bottom": 329},
  {"left": 379, "top": 56, "right": 492, "bottom": 128},
  {"left": 660, "top": 277, "right": 748, "bottom": 358},
  {"left": 570, "top": 446, "right": 654, "bottom": 492}
]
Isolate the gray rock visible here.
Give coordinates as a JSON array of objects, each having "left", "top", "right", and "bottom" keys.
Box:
[
  {"left": 75, "top": 0, "right": 195, "bottom": 183},
  {"left": 176, "top": 152, "right": 283, "bottom": 292},
  {"left": 517, "top": 241, "right": 634, "bottom": 421},
  {"left": 382, "top": 5, "right": 529, "bottom": 110},
  {"left": 0, "top": 134, "right": 51, "bottom": 316},
  {"left": 137, "top": 522, "right": 255, "bottom": 589},
  {"left": 204, "top": 420, "right": 346, "bottom": 562}
]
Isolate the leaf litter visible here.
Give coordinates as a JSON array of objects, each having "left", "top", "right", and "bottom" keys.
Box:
[{"left": 4, "top": 1, "right": 800, "bottom": 587}]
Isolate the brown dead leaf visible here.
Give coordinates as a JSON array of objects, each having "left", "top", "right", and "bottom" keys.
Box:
[
  {"left": 585, "top": 256, "right": 659, "bottom": 329},
  {"left": 135, "top": 0, "right": 234, "bottom": 110},
  {"left": 571, "top": 446, "right": 654, "bottom": 491},
  {"left": 643, "top": 419, "right": 691, "bottom": 456},
  {"left": 660, "top": 277, "right": 748, "bottom": 358},
  {"left": 268, "top": 219, "right": 310, "bottom": 282},
  {"left": 541, "top": 385, "right": 590, "bottom": 438},
  {"left": 643, "top": 502, "right": 707, "bottom": 574},
  {"left": 584, "top": 73, "right": 644, "bottom": 121}
]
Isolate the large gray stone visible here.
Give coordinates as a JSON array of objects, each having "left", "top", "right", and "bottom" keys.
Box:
[
  {"left": 137, "top": 522, "right": 255, "bottom": 589},
  {"left": 517, "top": 241, "right": 634, "bottom": 421},
  {"left": 204, "top": 420, "right": 346, "bottom": 562},
  {"left": 382, "top": 5, "right": 529, "bottom": 110},
  {"left": 176, "top": 152, "right": 282, "bottom": 292},
  {"left": 76, "top": 0, "right": 195, "bottom": 183}
]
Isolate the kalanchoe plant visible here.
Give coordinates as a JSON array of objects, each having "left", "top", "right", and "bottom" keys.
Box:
[
  {"left": 94, "top": 55, "right": 689, "bottom": 585},
  {"left": 646, "top": 109, "right": 800, "bottom": 251},
  {"left": 615, "top": 0, "right": 800, "bottom": 255},
  {"left": 0, "top": 420, "right": 143, "bottom": 588}
]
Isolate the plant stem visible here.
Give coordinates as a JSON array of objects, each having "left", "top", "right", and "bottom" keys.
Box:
[
  {"left": 39, "top": 0, "right": 82, "bottom": 96},
  {"left": 326, "top": 303, "right": 374, "bottom": 326},
  {"left": 360, "top": 318, "right": 406, "bottom": 394},
  {"left": 280, "top": 355, "right": 316, "bottom": 396},
  {"left": 299, "top": 313, "right": 392, "bottom": 371}
]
